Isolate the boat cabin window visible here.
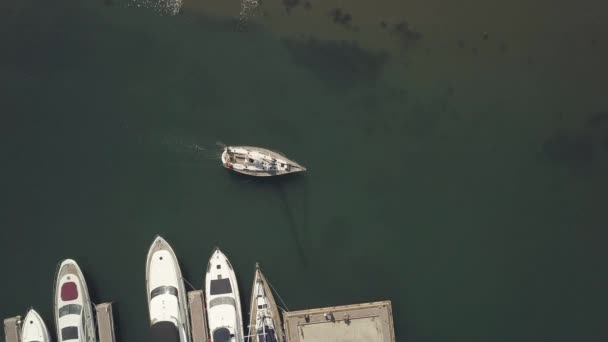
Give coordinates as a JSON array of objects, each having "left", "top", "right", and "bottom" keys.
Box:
[
  {"left": 209, "top": 278, "right": 232, "bottom": 295},
  {"left": 150, "top": 321, "right": 179, "bottom": 342},
  {"left": 248, "top": 158, "right": 254, "bottom": 163},
  {"left": 209, "top": 296, "right": 236, "bottom": 308},
  {"left": 58, "top": 304, "right": 82, "bottom": 317},
  {"left": 60, "top": 282, "right": 79, "bottom": 301},
  {"left": 213, "top": 327, "right": 231, "bottom": 342},
  {"left": 150, "top": 285, "right": 178, "bottom": 299},
  {"left": 61, "top": 326, "right": 79, "bottom": 341}
]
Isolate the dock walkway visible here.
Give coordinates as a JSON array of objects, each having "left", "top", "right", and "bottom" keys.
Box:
[
  {"left": 3, "top": 316, "right": 21, "bottom": 342},
  {"left": 283, "top": 301, "right": 395, "bottom": 342},
  {"left": 188, "top": 290, "right": 209, "bottom": 342},
  {"left": 95, "top": 303, "right": 116, "bottom": 342}
]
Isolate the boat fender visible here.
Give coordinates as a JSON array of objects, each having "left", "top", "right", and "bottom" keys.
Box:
[{"left": 226, "top": 162, "right": 233, "bottom": 168}]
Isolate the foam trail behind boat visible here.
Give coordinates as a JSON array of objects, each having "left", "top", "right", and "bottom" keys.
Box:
[{"left": 129, "top": 0, "right": 182, "bottom": 15}]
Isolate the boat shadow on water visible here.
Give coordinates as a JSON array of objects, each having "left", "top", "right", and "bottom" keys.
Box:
[
  {"left": 226, "top": 172, "right": 310, "bottom": 267},
  {"left": 111, "top": 304, "right": 122, "bottom": 341}
]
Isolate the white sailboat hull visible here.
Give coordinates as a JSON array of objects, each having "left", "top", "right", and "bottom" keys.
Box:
[
  {"left": 248, "top": 264, "right": 284, "bottom": 342},
  {"left": 221, "top": 146, "right": 306, "bottom": 177}
]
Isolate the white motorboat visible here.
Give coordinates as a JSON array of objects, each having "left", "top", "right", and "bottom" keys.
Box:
[
  {"left": 53, "top": 259, "right": 97, "bottom": 342},
  {"left": 205, "top": 247, "right": 244, "bottom": 342},
  {"left": 22, "top": 308, "right": 51, "bottom": 342},
  {"left": 221, "top": 146, "right": 306, "bottom": 177},
  {"left": 247, "top": 263, "right": 284, "bottom": 342},
  {"left": 146, "top": 236, "right": 191, "bottom": 342}
]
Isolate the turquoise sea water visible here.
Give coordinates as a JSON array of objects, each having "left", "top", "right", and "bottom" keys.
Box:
[{"left": 1, "top": 0, "right": 607, "bottom": 341}]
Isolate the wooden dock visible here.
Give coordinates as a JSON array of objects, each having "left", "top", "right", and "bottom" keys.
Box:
[
  {"left": 188, "top": 290, "right": 209, "bottom": 342},
  {"left": 3, "top": 316, "right": 21, "bottom": 342},
  {"left": 95, "top": 303, "right": 116, "bottom": 342},
  {"left": 282, "top": 301, "right": 395, "bottom": 342}
]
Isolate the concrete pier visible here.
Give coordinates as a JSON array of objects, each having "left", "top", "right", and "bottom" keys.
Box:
[
  {"left": 188, "top": 290, "right": 209, "bottom": 342},
  {"left": 3, "top": 316, "right": 21, "bottom": 342},
  {"left": 95, "top": 303, "right": 116, "bottom": 342},
  {"left": 282, "top": 301, "right": 395, "bottom": 342}
]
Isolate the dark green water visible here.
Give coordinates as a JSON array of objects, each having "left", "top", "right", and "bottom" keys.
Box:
[{"left": 1, "top": 0, "right": 607, "bottom": 341}]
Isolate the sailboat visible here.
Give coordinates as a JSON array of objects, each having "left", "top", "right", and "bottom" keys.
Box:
[
  {"left": 221, "top": 146, "right": 306, "bottom": 177},
  {"left": 247, "top": 263, "right": 284, "bottom": 342}
]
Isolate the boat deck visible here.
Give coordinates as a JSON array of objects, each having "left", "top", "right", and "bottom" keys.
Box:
[
  {"left": 228, "top": 153, "right": 288, "bottom": 176},
  {"left": 248, "top": 266, "right": 285, "bottom": 342},
  {"left": 223, "top": 146, "right": 306, "bottom": 177},
  {"left": 95, "top": 303, "right": 116, "bottom": 342},
  {"left": 3, "top": 316, "right": 21, "bottom": 342},
  {"left": 282, "top": 301, "right": 395, "bottom": 342},
  {"left": 188, "top": 290, "right": 209, "bottom": 342}
]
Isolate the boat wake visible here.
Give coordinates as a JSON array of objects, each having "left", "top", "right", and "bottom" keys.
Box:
[
  {"left": 162, "top": 136, "right": 221, "bottom": 161},
  {"left": 128, "top": 0, "right": 182, "bottom": 15},
  {"left": 184, "top": 143, "right": 206, "bottom": 152},
  {"left": 237, "top": 0, "right": 260, "bottom": 31}
]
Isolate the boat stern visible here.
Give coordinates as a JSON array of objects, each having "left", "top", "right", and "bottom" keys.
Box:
[{"left": 221, "top": 149, "right": 234, "bottom": 169}]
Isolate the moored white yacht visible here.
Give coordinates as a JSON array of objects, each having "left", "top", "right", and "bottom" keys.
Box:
[
  {"left": 21, "top": 308, "right": 51, "bottom": 342},
  {"left": 205, "top": 247, "right": 244, "bottom": 342},
  {"left": 221, "top": 146, "right": 306, "bottom": 177},
  {"left": 53, "top": 259, "right": 97, "bottom": 342},
  {"left": 248, "top": 263, "right": 284, "bottom": 342},
  {"left": 146, "top": 236, "right": 191, "bottom": 342}
]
